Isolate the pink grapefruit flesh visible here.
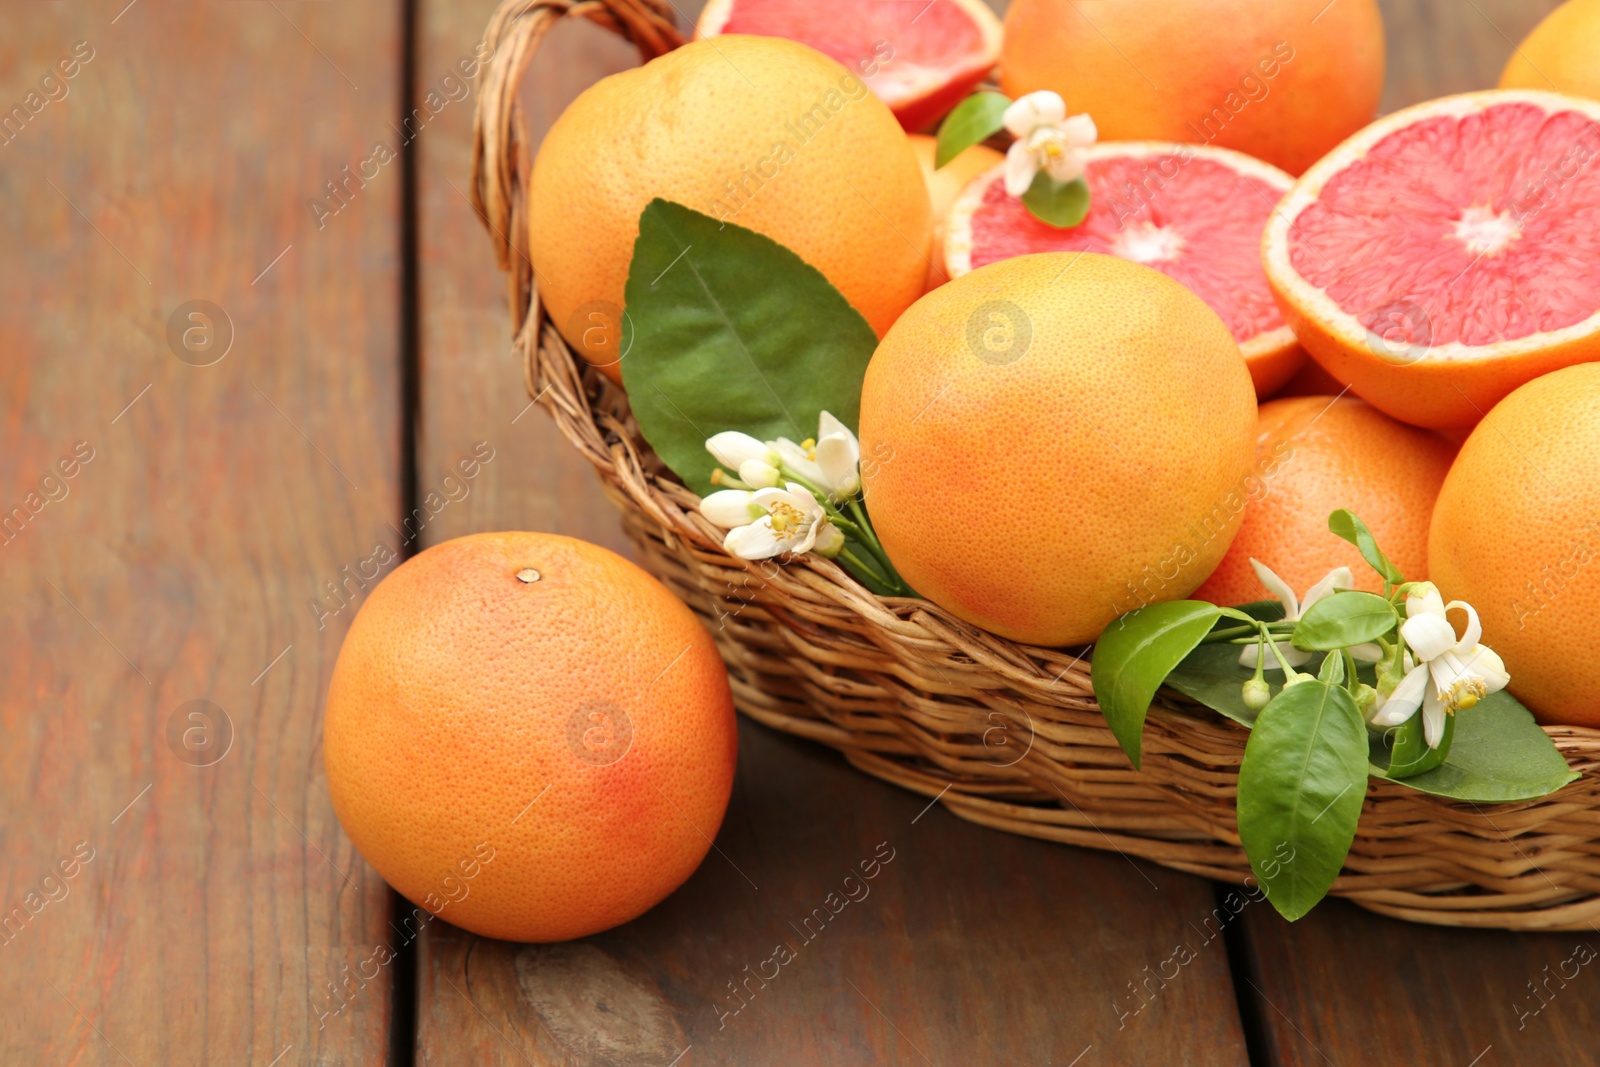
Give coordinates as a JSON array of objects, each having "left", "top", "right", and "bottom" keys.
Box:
[
  {"left": 945, "top": 142, "right": 1303, "bottom": 398},
  {"left": 696, "top": 0, "right": 1003, "bottom": 133},
  {"left": 1264, "top": 90, "right": 1600, "bottom": 429}
]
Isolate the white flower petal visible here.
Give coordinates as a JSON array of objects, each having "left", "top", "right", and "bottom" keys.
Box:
[
  {"left": 724, "top": 520, "right": 784, "bottom": 560},
  {"left": 1042, "top": 147, "right": 1087, "bottom": 185},
  {"left": 1371, "top": 664, "right": 1429, "bottom": 726},
  {"left": 1060, "top": 112, "right": 1099, "bottom": 147},
  {"left": 1422, "top": 688, "right": 1447, "bottom": 749},
  {"left": 700, "top": 489, "right": 759, "bottom": 528},
  {"left": 1003, "top": 140, "right": 1039, "bottom": 197},
  {"left": 1002, "top": 90, "right": 1066, "bottom": 137},
  {"left": 1249, "top": 559, "right": 1301, "bottom": 620},
  {"left": 1445, "top": 599, "right": 1482, "bottom": 653},
  {"left": 706, "top": 431, "right": 771, "bottom": 471},
  {"left": 817, "top": 410, "right": 855, "bottom": 446},
  {"left": 815, "top": 433, "right": 861, "bottom": 498},
  {"left": 1406, "top": 582, "right": 1446, "bottom": 619},
  {"left": 1401, "top": 612, "right": 1458, "bottom": 662},
  {"left": 1460, "top": 644, "right": 1511, "bottom": 693},
  {"left": 1349, "top": 642, "right": 1385, "bottom": 663},
  {"left": 1301, "top": 566, "right": 1354, "bottom": 615},
  {"left": 738, "top": 459, "right": 781, "bottom": 489},
  {"left": 773, "top": 438, "right": 825, "bottom": 485}
]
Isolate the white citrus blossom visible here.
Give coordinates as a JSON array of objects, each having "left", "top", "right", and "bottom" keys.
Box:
[
  {"left": 1001, "top": 91, "right": 1099, "bottom": 197},
  {"left": 1238, "top": 561, "right": 1382, "bottom": 669},
  {"left": 706, "top": 412, "right": 862, "bottom": 501},
  {"left": 699, "top": 483, "right": 843, "bottom": 561},
  {"left": 1370, "top": 583, "right": 1510, "bottom": 748}
]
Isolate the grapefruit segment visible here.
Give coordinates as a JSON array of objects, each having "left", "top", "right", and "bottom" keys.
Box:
[
  {"left": 1263, "top": 90, "right": 1600, "bottom": 430},
  {"left": 696, "top": 0, "right": 1003, "bottom": 133},
  {"left": 945, "top": 142, "right": 1304, "bottom": 397}
]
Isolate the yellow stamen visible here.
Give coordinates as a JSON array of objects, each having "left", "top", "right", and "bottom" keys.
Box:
[
  {"left": 768, "top": 501, "right": 806, "bottom": 536},
  {"left": 1044, "top": 142, "right": 1064, "bottom": 159},
  {"left": 710, "top": 468, "right": 726, "bottom": 485}
]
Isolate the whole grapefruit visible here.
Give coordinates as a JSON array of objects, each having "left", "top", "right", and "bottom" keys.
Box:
[
  {"left": 1193, "top": 395, "right": 1457, "bottom": 607},
  {"left": 908, "top": 133, "right": 1003, "bottom": 291},
  {"left": 1263, "top": 90, "right": 1600, "bottom": 430},
  {"left": 859, "top": 253, "right": 1258, "bottom": 647},
  {"left": 1501, "top": 0, "right": 1600, "bottom": 102},
  {"left": 530, "top": 36, "right": 931, "bottom": 383},
  {"left": 998, "top": 0, "right": 1385, "bottom": 176},
  {"left": 1428, "top": 364, "right": 1600, "bottom": 726},
  {"left": 323, "top": 532, "right": 737, "bottom": 942}
]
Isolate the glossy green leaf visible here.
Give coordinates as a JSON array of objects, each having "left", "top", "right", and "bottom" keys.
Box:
[
  {"left": 1292, "top": 592, "right": 1397, "bottom": 651},
  {"left": 1021, "top": 172, "right": 1091, "bottom": 228},
  {"left": 1091, "top": 601, "right": 1224, "bottom": 769},
  {"left": 1237, "top": 681, "right": 1369, "bottom": 922},
  {"left": 1377, "top": 708, "right": 1454, "bottom": 779},
  {"left": 1369, "top": 690, "right": 1578, "bottom": 801},
  {"left": 1328, "top": 509, "right": 1404, "bottom": 585},
  {"left": 621, "top": 200, "right": 877, "bottom": 495},
  {"left": 935, "top": 91, "right": 1010, "bottom": 168}
]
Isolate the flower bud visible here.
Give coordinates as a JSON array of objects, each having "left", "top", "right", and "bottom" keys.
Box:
[
  {"left": 1242, "top": 678, "right": 1272, "bottom": 711},
  {"left": 738, "top": 458, "right": 782, "bottom": 489},
  {"left": 813, "top": 522, "right": 845, "bottom": 559},
  {"left": 1352, "top": 683, "right": 1378, "bottom": 716}
]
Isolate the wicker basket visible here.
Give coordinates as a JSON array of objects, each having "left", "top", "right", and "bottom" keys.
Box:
[{"left": 472, "top": 0, "right": 1600, "bottom": 930}]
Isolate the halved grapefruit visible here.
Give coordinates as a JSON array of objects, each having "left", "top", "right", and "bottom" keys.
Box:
[
  {"left": 695, "top": 0, "right": 1003, "bottom": 133},
  {"left": 1263, "top": 90, "right": 1600, "bottom": 430},
  {"left": 945, "top": 142, "right": 1304, "bottom": 398}
]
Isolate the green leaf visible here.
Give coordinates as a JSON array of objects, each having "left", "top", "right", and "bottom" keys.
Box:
[
  {"left": 621, "top": 200, "right": 878, "bottom": 495},
  {"left": 1378, "top": 708, "right": 1454, "bottom": 779},
  {"left": 1292, "top": 592, "right": 1397, "bottom": 651},
  {"left": 1237, "top": 681, "right": 1369, "bottom": 922},
  {"left": 1370, "top": 690, "right": 1578, "bottom": 801},
  {"left": 935, "top": 91, "right": 1010, "bottom": 168},
  {"left": 1091, "top": 601, "right": 1223, "bottom": 769},
  {"left": 1328, "top": 510, "right": 1404, "bottom": 585},
  {"left": 1021, "top": 173, "right": 1091, "bottom": 228}
]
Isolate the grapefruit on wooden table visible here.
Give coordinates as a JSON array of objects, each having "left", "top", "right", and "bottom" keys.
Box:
[
  {"left": 1193, "top": 395, "right": 1456, "bottom": 607},
  {"left": 944, "top": 142, "right": 1305, "bottom": 398},
  {"left": 998, "top": 0, "right": 1385, "bottom": 176},
  {"left": 530, "top": 36, "right": 931, "bottom": 384},
  {"left": 1501, "top": 0, "right": 1600, "bottom": 102},
  {"left": 859, "top": 253, "right": 1258, "bottom": 647},
  {"left": 695, "top": 0, "right": 1004, "bottom": 133},
  {"left": 908, "top": 133, "right": 1003, "bottom": 291},
  {"left": 323, "top": 532, "right": 737, "bottom": 942},
  {"left": 1429, "top": 364, "right": 1600, "bottom": 727},
  {"left": 1263, "top": 90, "right": 1600, "bottom": 430}
]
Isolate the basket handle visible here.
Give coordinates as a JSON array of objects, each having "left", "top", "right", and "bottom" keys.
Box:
[{"left": 471, "top": 0, "right": 685, "bottom": 335}]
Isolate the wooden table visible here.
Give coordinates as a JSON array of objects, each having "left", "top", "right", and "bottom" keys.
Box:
[{"left": 4, "top": 1, "right": 1591, "bottom": 1063}]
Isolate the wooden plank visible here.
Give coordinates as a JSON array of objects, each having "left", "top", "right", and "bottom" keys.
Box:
[
  {"left": 412, "top": 1, "right": 1249, "bottom": 1063},
  {"left": 1237, "top": 3, "right": 1593, "bottom": 1065},
  {"left": 0, "top": 1, "right": 403, "bottom": 1061}
]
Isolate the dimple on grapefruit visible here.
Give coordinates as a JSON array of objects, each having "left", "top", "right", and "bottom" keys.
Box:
[
  {"left": 323, "top": 532, "right": 737, "bottom": 943},
  {"left": 1428, "top": 364, "right": 1600, "bottom": 727},
  {"left": 530, "top": 36, "right": 932, "bottom": 383},
  {"left": 696, "top": 0, "right": 1003, "bottom": 133},
  {"left": 998, "top": 0, "right": 1385, "bottom": 176},
  {"left": 859, "top": 253, "right": 1258, "bottom": 647},
  {"left": 1263, "top": 90, "right": 1600, "bottom": 430},
  {"left": 944, "top": 141, "right": 1305, "bottom": 398},
  {"left": 1193, "top": 395, "right": 1457, "bottom": 607},
  {"left": 908, "top": 132, "right": 1003, "bottom": 291}
]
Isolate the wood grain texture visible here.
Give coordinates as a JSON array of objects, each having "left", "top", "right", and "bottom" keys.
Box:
[
  {"left": 412, "top": 0, "right": 1248, "bottom": 1063},
  {"left": 1239, "top": 4, "right": 1595, "bottom": 1066},
  {"left": 0, "top": 0, "right": 403, "bottom": 1061}
]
